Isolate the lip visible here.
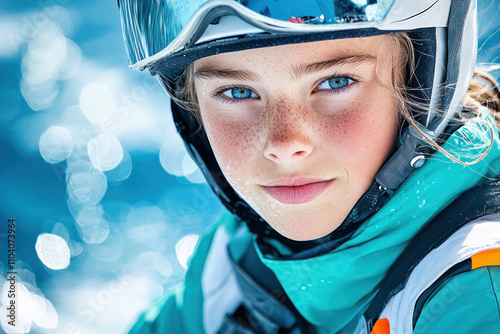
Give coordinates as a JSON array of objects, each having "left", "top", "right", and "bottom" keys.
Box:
[{"left": 261, "top": 178, "right": 334, "bottom": 204}]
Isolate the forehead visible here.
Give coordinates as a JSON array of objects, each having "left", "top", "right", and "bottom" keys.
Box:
[{"left": 194, "top": 35, "right": 392, "bottom": 71}]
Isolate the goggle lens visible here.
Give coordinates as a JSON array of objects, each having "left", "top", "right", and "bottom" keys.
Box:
[{"left": 119, "top": 0, "right": 395, "bottom": 66}]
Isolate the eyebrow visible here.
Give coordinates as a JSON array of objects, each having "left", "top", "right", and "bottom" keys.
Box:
[
  {"left": 292, "top": 54, "right": 377, "bottom": 79},
  {"left": 194, "top": 67, "right": 261, "bottom": 81},
  {"left": 194, "top": 54, "right": 377, "bottom": 81}
]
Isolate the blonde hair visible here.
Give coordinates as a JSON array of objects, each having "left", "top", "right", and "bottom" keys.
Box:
[
  {"left": 467, "top": 70, "right": 500, "bottom": 122},
  {"left": 376, "top": 33, "right": 499, "bottom": 166},
  {"left": 166, "top": 33, "right": 500, "bottom": 165}
]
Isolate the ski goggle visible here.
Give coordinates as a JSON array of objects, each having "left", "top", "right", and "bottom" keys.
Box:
[{"left": 119, "top": 0, "right": 451, "bottom": 71}]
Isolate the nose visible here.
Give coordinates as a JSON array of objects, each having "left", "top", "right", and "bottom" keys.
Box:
[
  {"left": 263, "top": 102, "right": 313, "bottom": 164},
  {"left": 264, "top": 139, "right": 312, "bottom": 163}
]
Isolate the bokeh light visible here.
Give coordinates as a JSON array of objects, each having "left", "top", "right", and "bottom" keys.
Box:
[
  {"left": 87, "top": 233, "right": 124, "bottom": 262},
  {"left": 185, "top": 165, "right": 206, "bottom": 184},
  {"left": 39, "top": 126, "right": 73, "bottom": 164},
  {"left": 75, "top": 205, "right": 110, "bottom": 244},
  {"left": 52, "top": 221, "right": 84, "bottom": 257},
  {"left": 105, "top": 149, "right": 133, "bottom": 183},
  {"left": 88, "top": 133, "right": 124, "bottom": 171},
  {"left": 175, "top": 234, "right": 200, "bottom": 269},
  {"left": 79, "top": 83, "right": 114, "bottom": 124},
  {"left": 152, "top": 252, "right": 174, "bottom": 278},
  {"left": 66, "top": 160, "right": 108, "bottom": 205},
  {"left": 160, "top": 141, "right": 201, "bottom": 180},
  {"left": 35, "top": 234, "right": 71, "bottom": 270}
]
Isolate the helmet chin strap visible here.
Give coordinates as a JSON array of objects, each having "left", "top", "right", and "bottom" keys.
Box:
[{"left": 375, "top": 124, "right": 432, "bottom": 194}]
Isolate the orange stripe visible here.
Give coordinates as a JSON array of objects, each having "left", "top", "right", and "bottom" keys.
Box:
[
  {"left": 371, "top": 318, "right": 390, "bottom": 334},
  {"left": 471, "top": 248, "right": 500, "bottom": 270}
]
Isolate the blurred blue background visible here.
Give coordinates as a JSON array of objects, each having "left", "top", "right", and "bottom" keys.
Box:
[{"left": 0, "top": 1, "right": 499, "bottom": 333}]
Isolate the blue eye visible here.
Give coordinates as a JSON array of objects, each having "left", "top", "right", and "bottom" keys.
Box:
[
  {"left": 222, "top": 87, "right": 258, "bottom": 99},
  {"left": 317, "top": 77, "right": 353, "bottom": 91}
]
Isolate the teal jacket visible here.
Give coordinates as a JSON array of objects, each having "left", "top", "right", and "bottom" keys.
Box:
[{"left": 129, "top": 111, "right": 500, "bottom": 333}]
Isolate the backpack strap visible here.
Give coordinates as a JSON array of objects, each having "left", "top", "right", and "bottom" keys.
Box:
[
  {"left": 411, "top": 247, "right": 500, "bottom": 327},
  {"left": 218, "top": 235, "right": 306, "bottom": 334},
  {"left": 365, "top": 181, "right": 500, "bottom": 330}
]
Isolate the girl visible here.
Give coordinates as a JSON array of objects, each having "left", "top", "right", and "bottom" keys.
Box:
[{"left": 118, "top": 0, "right": 500, "bottom": 333}]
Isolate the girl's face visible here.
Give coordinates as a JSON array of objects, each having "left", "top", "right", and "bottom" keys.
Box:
[{"left": 194, "top": 36, "right": 402, "bottom": 241}]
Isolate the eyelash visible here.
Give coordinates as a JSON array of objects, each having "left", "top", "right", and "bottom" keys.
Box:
[
  {"left": 210, "top": 86, "right": 260, "bottom": 104},
  {"left": 314, "top": 74, "right": 357, "bottom": 94},
  {"left": 211, "top": 75, "right": 358, "bottom": 103}
]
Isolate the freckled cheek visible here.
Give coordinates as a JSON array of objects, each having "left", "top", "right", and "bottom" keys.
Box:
[
  {"left": 201, "top": 112, "right": 262, "bottom": 182},
  {"left": 318, "top": 102, "right": 397, "bottom": 163}
]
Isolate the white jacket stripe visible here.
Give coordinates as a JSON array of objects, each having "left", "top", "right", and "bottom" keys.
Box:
[
  {"left": 379, "top": 213, "right": 500, "bottom": 333},
  {"left": 202, "top": 227, "right": 244, "bottom": 334}
]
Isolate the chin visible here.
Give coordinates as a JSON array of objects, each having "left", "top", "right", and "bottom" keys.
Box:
[
  {"left": 278, "top": 228, "right": 334, "bottom": 242},
  {"left": 266, "top": 213, "right": 344, "bottom": 242},
  {"left": 246, "top": 193, "right": 352, "bottom": 241}
]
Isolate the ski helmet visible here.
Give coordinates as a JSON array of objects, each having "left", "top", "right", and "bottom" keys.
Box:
[{"left": 118, "top": 0, "right": 478, "bottom": 236}]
